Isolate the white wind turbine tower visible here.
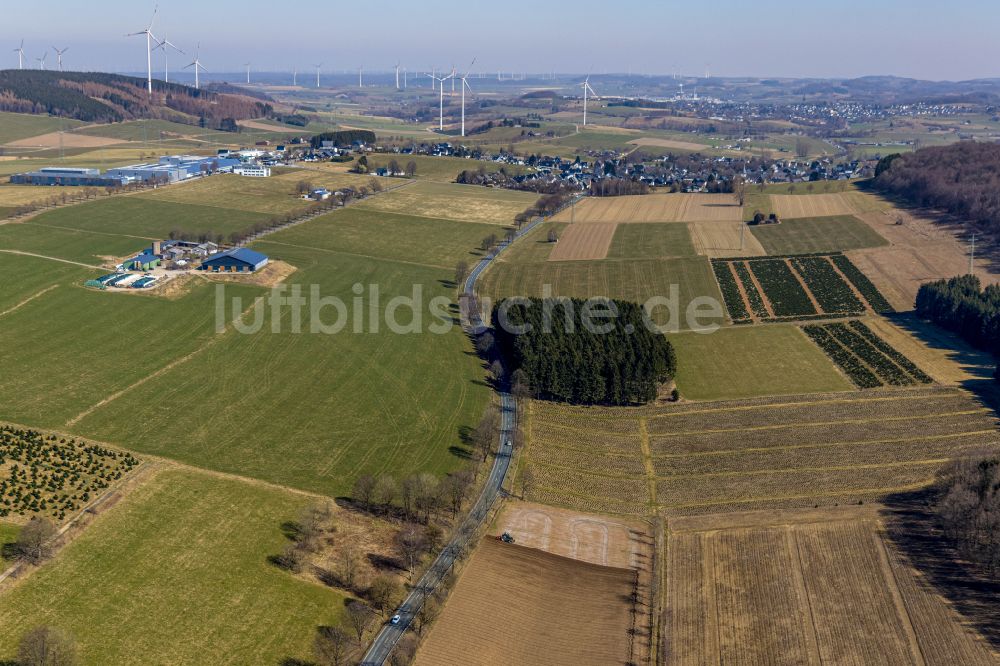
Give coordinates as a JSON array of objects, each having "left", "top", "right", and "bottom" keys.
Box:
[
  {"left": 403, "top": 68, "right": 407, "bottom": 89},
  {"left": 426, "top": 69, "right": 454, "bottom": 130},
  {"left": 13, "top": 40, "right": 25, "bottom": 70},
  {"left": 292, "top": 66, "right": 297, "bottom": 86},
  {"left": 52, "top": 47, "right": 69, "bottom": 71},
  {"left": 358, "top": 65, "right": 363, "bottom": 88},
  {"left": 581, "top": 76, "right": 597, "bottom": 126},
  {"left": 36, "top": 52, "right": 47, "bottom": 70},
  {"left": 394, "top": 61, "right": 400, "bottom": 89},
  {"left": 184, "top": 44, "right": 207, "bottom": 89},
  {"left": 126, "top": 5, "right": 159, "bottom": 95},
  {"left": 313, "top": 63, "right": 322, "bottom": 88},
  {"left": 244, "top": 62, "right": 251, "bottom": 84},
  {"left": 459, "top": 57, "right": 476, "bottom": 137},
  {"left": 152, "top": 36, "right": 182, "bottom": 83}
]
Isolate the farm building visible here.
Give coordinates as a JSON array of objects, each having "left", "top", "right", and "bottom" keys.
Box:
[
  {"left": 123, "top": 253, "right": 160, "bottom": 271},
  {"left": 199, "top": 248, "right": 269, "bottom": 272}
]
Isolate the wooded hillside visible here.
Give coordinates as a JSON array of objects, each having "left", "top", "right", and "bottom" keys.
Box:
[{"left": 0, "top": 70, "right": 272, "bottom": 128}]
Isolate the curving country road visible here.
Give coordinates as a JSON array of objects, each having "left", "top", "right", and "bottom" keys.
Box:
[{"left": 359, "top": 208, "right": 552, "bottom": 665}]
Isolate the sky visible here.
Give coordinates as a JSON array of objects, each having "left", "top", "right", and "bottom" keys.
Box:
[{"left": 3, "top": 0, "right": 999, "bottom": 81}]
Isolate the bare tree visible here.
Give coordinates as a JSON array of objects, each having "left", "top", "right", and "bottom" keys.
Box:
[
  {"left": 367, "top": 575, "right": 401, "bottom": 617},
  {"left": 454, "top": 260, "right": 469, "bottom": 287},
  {"left": 398, "top": 525, "right": 428, "bottom": 572},
  {"left": 520, "top": 466, "right": 536, "bottom": 499},
  {"left": 17, "top": 626, "right": 78, "bottom": 666},
  {"left": 374, "top": 473, "right": 398, "bottom": 510},
  {"left": 345, "top": 600, "right": 374, "bottom": 646},
  {"left": 415, "top": 596, "right": 441, "bottom": 635},
  {"left": 400, "top": 475, "right": 419, "bottom": 518},
  {"left": 341, "top": 544, "right": 358, "bottom": 590},
  {"left": 15, "top": 517, "right": 57, "bottom": 565},
  {"left": 405, "top": 160, "right": 417, "bottom": 177},
  {"left": 353, "top": 474, "right": 377, "bottom": 510},
  {"left": 314, "top": 624, "right": 352, "bottom": 666}
]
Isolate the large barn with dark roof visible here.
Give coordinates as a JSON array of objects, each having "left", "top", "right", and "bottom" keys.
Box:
[{"left": 199, "top": 248, "right": 269, "bottom": 273}]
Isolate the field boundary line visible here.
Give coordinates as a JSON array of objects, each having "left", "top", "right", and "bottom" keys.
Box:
[
  {"left": 704, "top": 532, "right": 722, "bottom": 666},
  {"left": 659, "top": 480, "right": 934, "bottom": 511},
  {"left": 742, "top": 260, "right": 776, "bottom": 318},
  {"left": 788, "top": 527, "right": 824, "bottom": 666},
  {"left": 825, "top": 255, "right": 874, "bottom": 312},
  {"left": 0, "top": 249, "right": 103, "bottom": 270},
  {"left": 655, "top": 457, "right": 948, "bottom": 482},
  {"left": 639, "top": 418, "right": 656, "bottom": 511},
  {"left": 647, "top": 429, "right": 996, "bottom": 460},
  {"left": 64, "top": 296, "right": 264, "bottom": 427},
  {"left": 727, "top": 260, "right": 758, "bottom": 323},
  {"left": 648, "top": 409, "right": 987, "bottom": 438},
  {"left": 872, "top": 527, "right": 928, "bottom": 666},
  {"left": 0, "top": 284, "right": 58, "bottom": 318},
  {"left": 786, "top": 258, "right": 824, "bottom": 314}
]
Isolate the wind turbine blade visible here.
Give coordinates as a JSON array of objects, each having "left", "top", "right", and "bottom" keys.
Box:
[{"left": 148, "top": 4, "right": 158, "bottom": 31}]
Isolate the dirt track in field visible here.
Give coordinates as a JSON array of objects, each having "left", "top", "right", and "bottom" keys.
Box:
[
  {"left": 551, "top": 194, "right": 741, "bottom": 224},
  {"left": 414, "top": 539, "right": 635, "bottom": 666},
  {"left": 6, "top": 132, "right": 128, "bottom": 148},
  {"left": 548, "top": 223, "right": 617, "bottom": 261}
]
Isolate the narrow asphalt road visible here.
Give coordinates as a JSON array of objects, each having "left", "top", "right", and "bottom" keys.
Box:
[{"left": 360, "top": 206, "right": 554, "bottom": 665}]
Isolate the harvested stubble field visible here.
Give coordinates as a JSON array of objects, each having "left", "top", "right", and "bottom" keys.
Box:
[
  {"left": 550, "top": 194, "right": 741, "bottom": 223},
  {"left": 850, "top": 208, "right": 1000, "bottom": 310},
  {"left": 522, "top": 387, "right": 1000, "bottom": 516},
  {"left": 414, "top": 539, "right": 637, "bottom": 666},
  {"left": 548, "top": 222, "right": 618, "bottom": 260},
  {"left": 664, "top": 507, "right": 998, "bottom": 665},
  {"left": 769, "top": 191, "right": 889, "bottom": 219},
  {"left": 688, "top": 219, "right": 767, "bottom": 258}
]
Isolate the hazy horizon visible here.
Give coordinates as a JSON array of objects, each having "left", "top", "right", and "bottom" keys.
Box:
[{"left": 3, "top": 0, "right": 998, "bottom": 82}]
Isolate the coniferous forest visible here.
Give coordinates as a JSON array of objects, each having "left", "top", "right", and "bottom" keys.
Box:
[
  {"left": 915, "top": 274, "right": 1000, "bottom": 354},
  {"left": 492, "top": 297, "right": 676, "bottom": 405}
]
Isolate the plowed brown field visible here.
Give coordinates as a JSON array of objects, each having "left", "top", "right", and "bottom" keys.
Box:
[
  {"left": 548, "top": 222, "right": 618, "bottom": 261},
  {"left": 551, "top": 194, "right": 741, "bottom": 223},
  {"left": 414, "top": 539, "right": 635, "bottom": 666}
]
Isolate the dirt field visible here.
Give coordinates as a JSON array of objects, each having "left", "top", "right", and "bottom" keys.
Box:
[
  {"left": 497, "top": 502, "right": 650, "bottom": 569},
  {"left": 664, "top": 506, "right": 997, "bottom": 665},
  {"left": 627, "top": 137, "right": 713, "bottom": 152},
  {"left": 6, "top": 132, "right": 128, "bottom": 149},
  {"left": 548, "top": 222, "right": 617, "bottom": 260},
  {"left": 551, "top": 194, "right": 741, "bottom": 224},
  {"left": 688, "top": 220, "right": 766, "bottom": 257},
  {"left": 414, "top": 539, "right": 636, "bottom": 666},
  {"left": 850, "top": 208, "right": 1000, "bottom": 310}
]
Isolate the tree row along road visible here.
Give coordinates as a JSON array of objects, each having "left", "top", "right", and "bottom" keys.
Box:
[{"left": 360, "top": 204, "right": 558, "bottom": 665}]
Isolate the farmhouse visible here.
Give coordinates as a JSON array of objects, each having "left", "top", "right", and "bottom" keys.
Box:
[{"left": 200, "top": 247, "right": 269, "bottom": 273}]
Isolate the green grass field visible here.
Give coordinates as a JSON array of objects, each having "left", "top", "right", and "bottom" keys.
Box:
[
  {"left": 670, "top": 325, "right": 853, "bottom": 400},
  {"left": 0, "top": 252, "right": 95, "bottom": 312},
  {"left": 260, "top": 206, "right": 494, "bottom": 268},
  {"left": 750, "top": 215, "right": 889, "bottom": 254},
  {"left": 607, "top": 222, "right": 696, "bottom": 258},
  {"left": 0, "top": 522, "right": 19, "bottom": 565},
  {"left": 27, "top": 196, "right": 272, "bottom": 240},
  {"left": 0, "top": 223, "right": 148, "bottom": 265},
  {"left": 137, "top": 172, "right": 327, "bottom": 216},
  {"left": 0, "top": 467, "right": 346, "bottom": 665},
  {"left": 363, "top": 154, "right": 526, "bottom": 182},
  {"left": 353, "top": 181, "right": 537, "bottom": 225},
  {"left": 0, "top": 112, "right": 86, "bottom": 145},
  {"left": 75, "top": 120, "right": 241, "bottom": 145}
]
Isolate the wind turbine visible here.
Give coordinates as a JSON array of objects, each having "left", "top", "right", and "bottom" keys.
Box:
[
  {"left": 358, "top": 65, "right": 363, "bottom": 88},
  {"left": 184, "top": 43, "right": 206, "bottom": 90},
  {"left": 581, "top": 76, "right": 598, "bottom": 126},
  {"left": 427, "top": 69, "right": 454, "bottom": 131},
  {"left": 126, "top": 4, "right": 159, "bottom": 95},
  {"left": 293, "top": 66, "right": 297, "bottom": 86},
  {"left": 403, "top": 68, "right": 407, "bottom": 89},
  {"left": 36, "top": 51, "right": 47, "bottom": 70},
  {"left": 313, "top": 63, "right": 322, "bottom": 88},
  {"left": 244, "top": 62, "right": 251, "bottom": 84},
  {"left": 152, "top": 36, "right": 182, "bottom": 83},
  {"left": 13, "top": 40, "right": 25, "bottom": 70},
  {"left": 52, "top": 47, "right": 68, "bottom": 72},
  {"left": 459, "top": 57, "right": 476, "bottom": 137},
  {"left": 394, "top": 61, "right": 400, "bottom": 89}
]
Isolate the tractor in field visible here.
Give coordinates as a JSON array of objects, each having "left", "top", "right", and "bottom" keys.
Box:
[{"left": 497, "top": 532, "right": 515, "bottom": 544}]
